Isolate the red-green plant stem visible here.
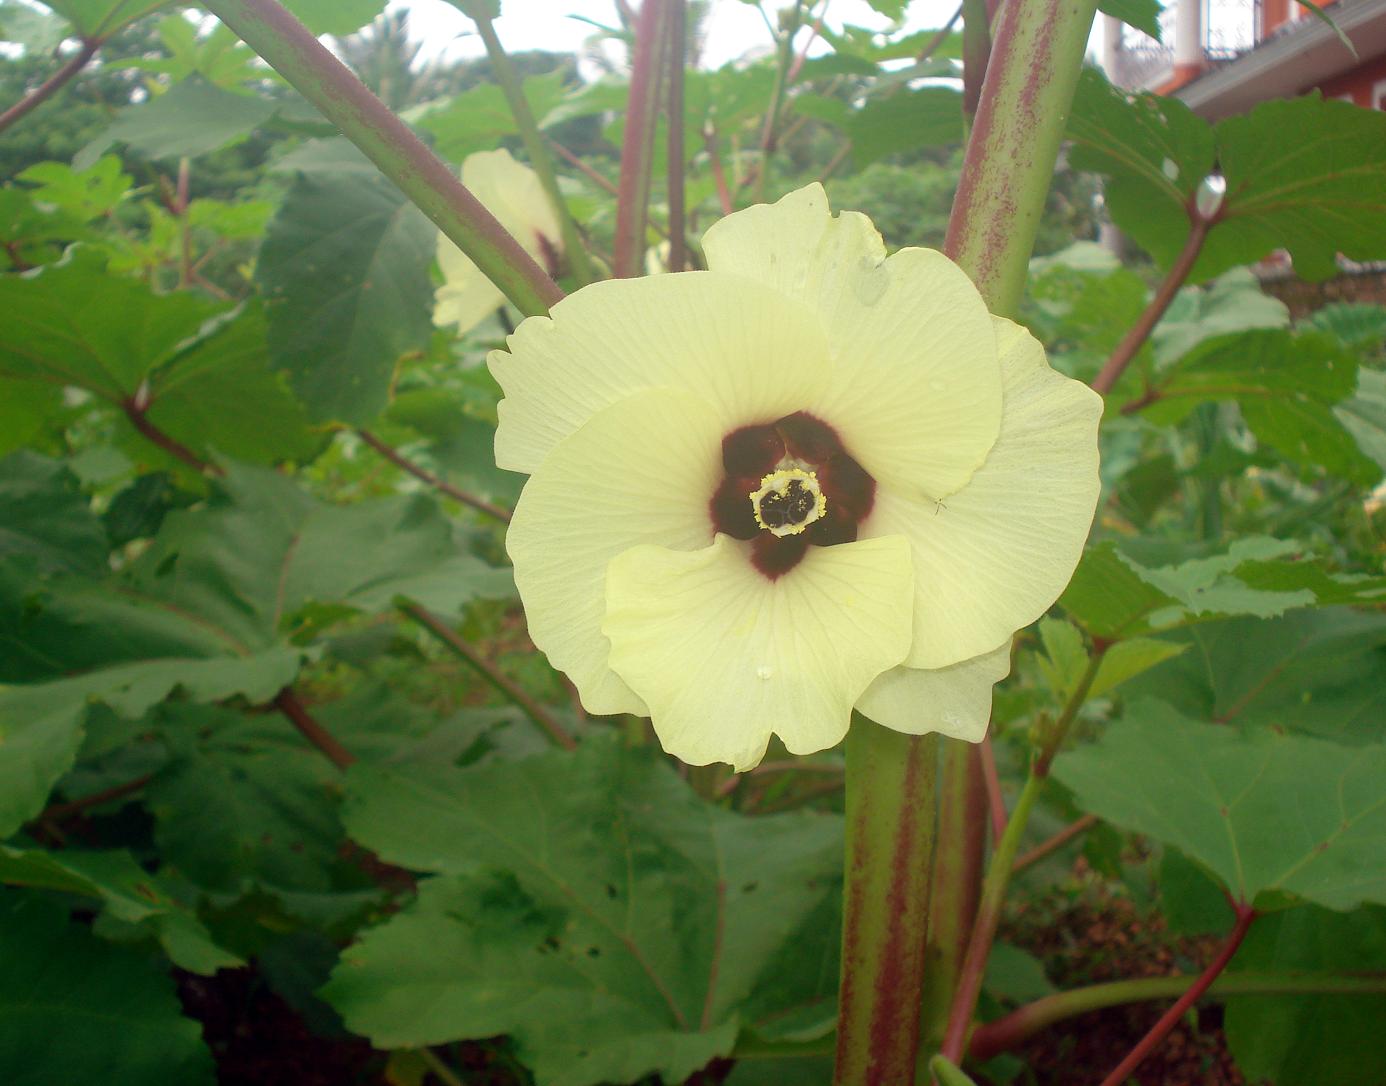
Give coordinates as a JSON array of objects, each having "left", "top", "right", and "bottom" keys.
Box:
[
  {"left": 273, "top": 688, "right": 356, "bottom": 771},
  {"left": 918, "top": 5, "right": 963, "bottom": 62},
  {"left": 37, "top": 774, "right": 153, "bottom": 823},
  {"left": 355, "top": 428, "right": 511, "bottom": 523},
  {"left": 960, "top": 0, "right": 991, "bottom": 119},
  {"left": 1097, "top": 905, "right": 1258, "bottom": 1086},
  {"left": 613, "top": 0, "right": 669, "bottom": 278},
  {"left": 403, "top": 603, "right": 577, "bottom": 751},
  {"left": 919, "top": 742, "right": 987, "bottom": 1056},
  {"left": 939, "top": 650, "right": 1102, "bottom": 1063},
  {"left": 707, "top": 128, "right": 734, "bottom": 215},
  {"left": 757, "top": 1, "right": 802, "bottom": 156},
  {"left": 1091, "top": 213, "right": 1212, "bottom": 395},
  {"left": 970, "top": 965, "right": 1386, "bottom": 1060},
  {"left": 549, "top": 138, "right": 618, "bottom": 195},
  {"left": 978, "top": 735, "right": 1006, "bottom": 839},
  {"left": 943, "top": 0, "right": 1099, "bottom": 319},
  {"left": 834, "top": 723, "right": 940, "bottom": 1085},
  {"left": 454, "top": 0, "right": 594, "bottom": 287},
  {"left": 201, "top": 0, "right": 561, "bottom": 317},
  {"left": 121, "top": 396, "right": 219, "bottom": 476},
  {"left": 1012, "top": 812, "right": 1098, "bottom": 872},
  {"left": 939, "top": 771, "right": 1043, "bottom": 1064},
  {"left": 0, "top": 37, "right": 102, "bottom": 135},
  {"left": 665, "top": 0, "right": 687, "bottom": 273}
]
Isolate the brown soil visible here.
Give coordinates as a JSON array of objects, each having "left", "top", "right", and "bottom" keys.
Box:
[{"left": 1000, "top": 881, "right": 1250, "bottom": 1086}]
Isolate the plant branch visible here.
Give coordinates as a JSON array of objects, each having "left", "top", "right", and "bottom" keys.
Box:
[
  {"left": 1091, "top": 214, "right": 1212, "bottom": 395},
  {"left": 0, "top": 37, "right": 101, "bottom": 135},
  {"left": 978, "top": 734, "right": 1006, "bottom": 840},
  {"left": 454, "top": 0, "right": 594, "bottom": 286},
  {"left": 943, "top": 0, "right": 1099, "bottom": 319},
  {"left": 706, "top": 127, "right": 735, "bottom": 215},
  {"left": 403, "top": 603, "right": 577, "bottom": 751},
  {"left": 939, "top": 771, "right": 1044, "bottom": 1063},
  {"left": 613, "top": 0, "right": 670, "bottom": 278},
  {"left": 834, "top": 724, "right": 939, "bottom": 1084},
  {"left": 665, "top": 0, "right": 687, "bottom": 273},
  {"left": 36, "top": 774, "right": 153, "bottom": 823},
  {"left": 1013, "top": 812, "right": 1098, "bottom": 872},
  {"left": 355, "top": 428, "right": 511, "bottom": 522},
  {"left": 940, "top": 649, "right": 1104, "bottom": 1062},
  {"left": 273, "top": 687, "right": 356, "bottom": 771},
  {"left": 550, "top": 138, "right": 618, "bottom": 195},
  {"left": 918, "top": 5, "right": 963, "bottom": 63},
  {"left": 202, "top": 0, "right": 561, "bottom": 317},
  {"left": 1097, "top": 905, "right": 1258, "bottom": 1086},
  {"left": 919, "top": 741, "right": 987, "bottom": 1055},
  {"left": 961, "top": 0, "right": 991, "bottom": 119},
  {"left": 970, "top": 964, "right": 1386, "bottom": 1060},
  {"left": 121, "top": 396, "right": 219, "bottom": 475}
]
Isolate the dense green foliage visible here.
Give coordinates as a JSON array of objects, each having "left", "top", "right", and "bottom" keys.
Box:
[{"left": 2, "top": 1, "right": 1386, "bottom": 1083}]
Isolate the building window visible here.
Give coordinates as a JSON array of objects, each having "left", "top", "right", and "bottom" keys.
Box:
[{"left": 1374, "top": 80, "right": 1386, "bottom": 111}]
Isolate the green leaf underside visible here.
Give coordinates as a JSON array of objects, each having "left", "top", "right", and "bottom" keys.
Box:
[
  {"left": 1121, "top": 609, "right": 1386, "bottom": 746},
  {"left": 0, "top": 845, "right": 241, "bottom": 974},
  {"left": 81, "top": 75, "right": 276, "bottom": 165},
  {"left": 257, "top": 172, "right": 436, "bottom": 424},
  {"left": 1224, "top": 905, "right": 1386, "bottom": 1085},
  {"left": 0, "top": 893, "right": 214, "bottom": 1086},
  {"left": 1053, "top": 699, "right": 1386, "bottom": 911},
  {"left": 0, "top": 463, "right": 506, "bottom": 835},
  {"left": 1069, "top": 72, "right": 1386, "bottom": 281},
  {"left": 327, "top": 738, "right": 842, "bottom": 1086},
  {"left": 1060, "top": 535, "right": 1386, "bottom": 640}
]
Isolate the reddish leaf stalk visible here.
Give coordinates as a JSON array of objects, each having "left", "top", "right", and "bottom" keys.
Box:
[
  {"left": 706, "top": 128, "right": 734, "bottom": 215},
  {"left": 0, "top": 37, "right": 101, "bottom": 135},
  {"left": 403, "top": 603, "right": 577, "bottom": 752},
  {"left": 549, "top": 138, "right": 619, "bottom": 195},
  {"left": 36, "top": 774, "right": 153, "bottom": 823},
  {"left": 273, "top": 687, "right": 356, "bottom": 771},
  {"left": 1097, "top": 904, "right": 1258, "bottom": 1086},
  {"left": 1091, "top": 213, "right": 1213, "bottom": 395},
  {"left": 355, "top": 428, "right": 511, "bottom": 523},
  {"left": 1012, "top": 812, "right": 1098, "bottom": 872},
  {"left": 978, "top": 734, "right": 1006, "bottom": 840},
  {"left": 121, "top": 396, "right": 220, "bottom": 476},
  {"left": 613, "top": 0, "right": 670, "bottom": 278},
  {"left": 665, "top": 0, "right": 687, "bottom": 273}
]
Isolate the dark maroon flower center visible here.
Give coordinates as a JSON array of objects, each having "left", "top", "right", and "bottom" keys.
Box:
[{"left": 709, "top": 411, "right": 876, "bottom": 580}]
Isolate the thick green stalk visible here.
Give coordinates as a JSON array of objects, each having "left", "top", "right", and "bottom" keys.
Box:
[
  {"left": 202, "top": 0, "right": 561, "bottom": 317},
  {"left": 834, "top": 722, "right": 940, "bottom": 1085},
  {"left": 613, "top": 0, "right": 670, "bottom": 278},
  {"left": 453, "top": 0, "right": 595, "bottom": 286},
  {"left": 970, "top": 968, "right": 1386, "bottom": 1059},
  {"left": 919, "top": 743, "right": 986, "bottom": 1055},
  {"left": 943, "top": 0, "right": 1100, "bottom": 318}
]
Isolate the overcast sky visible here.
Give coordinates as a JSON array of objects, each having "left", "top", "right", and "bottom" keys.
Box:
[{"left": 383, "top": 0, "right": 970, "bottom": 70}]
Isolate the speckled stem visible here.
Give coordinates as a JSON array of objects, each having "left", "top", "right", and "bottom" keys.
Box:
[
  {"left": 202, "top": 0, "right": 561, "bottom": 317},
  {"left": 944, "top": 0, "right": 1100, "bottom": 319}
]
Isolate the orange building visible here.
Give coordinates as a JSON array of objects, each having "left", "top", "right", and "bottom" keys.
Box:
[{"left": 1102, "top": 0, "right": 1386, "bottom": 118}]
